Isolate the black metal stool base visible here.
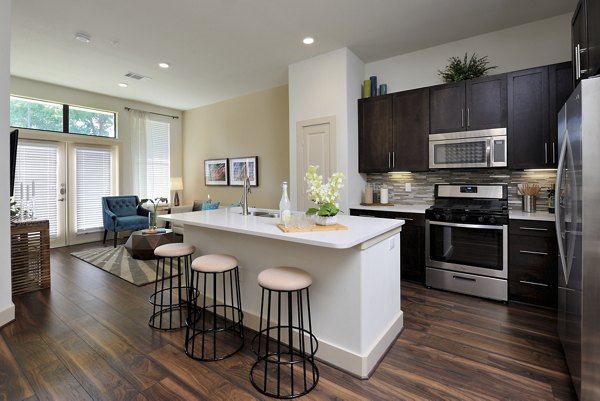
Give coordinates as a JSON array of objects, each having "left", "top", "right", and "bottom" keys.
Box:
[
  {"left": 148, "top": 285, "right": 196, "bottom": 330},
  {"left": 185, "top": 266, "right": 245, "bottom": 361},
  {"left": 149, "top": 252, "right": 195, "bottom": 331},
  {"left": 250, "top": 286, "right": 319, "bottom": 399}
]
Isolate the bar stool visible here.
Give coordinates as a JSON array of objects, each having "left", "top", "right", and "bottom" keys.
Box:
[
  {"left": 250, "top": 266, "right": 319, "bottom": 399},
  {"left": 185, "top": 254, "right": 244, "bottom": 361},
  {"left": 149, "top": 242, "right": 196, "bottom": 330}
]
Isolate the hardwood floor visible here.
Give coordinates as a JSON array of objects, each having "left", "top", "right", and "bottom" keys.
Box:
[{"left": 1, "top": 241, "right": 576, "bottom": 400}]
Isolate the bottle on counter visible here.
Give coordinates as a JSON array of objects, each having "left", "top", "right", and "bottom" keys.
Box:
[
  {"left": 364, "top": 183, "right": 373, "bottom": 204},
  {"left": 279, "top": 181, "right": 292, "bottom": 225},
  {"left": 548, "top": 184, "right": 555, "bottom": 214}
]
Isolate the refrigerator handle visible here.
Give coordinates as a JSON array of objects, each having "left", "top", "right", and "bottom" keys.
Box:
[{"left": 555, "top": 130, "right": 568, "bottom": 283}]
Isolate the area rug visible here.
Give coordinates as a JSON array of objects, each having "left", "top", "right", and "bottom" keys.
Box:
[{"left": 71, "top": 246, "right": 179, "bottom": 286}]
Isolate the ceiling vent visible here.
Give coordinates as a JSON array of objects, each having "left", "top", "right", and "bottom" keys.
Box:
[{"left": 125, "top": 72, "right": 152, "bottom": 81}]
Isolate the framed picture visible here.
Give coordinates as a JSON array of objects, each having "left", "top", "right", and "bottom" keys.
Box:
[
  {"left": 204, "top": 159, "right": 228, "bottom": 186},
  {"left": 229, "top": 156, "right": 259, "bottom": 186}
]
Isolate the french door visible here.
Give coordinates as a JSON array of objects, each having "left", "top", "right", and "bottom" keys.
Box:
[{"left": 13, "top": 139, "right": 116, "bottom": 247}]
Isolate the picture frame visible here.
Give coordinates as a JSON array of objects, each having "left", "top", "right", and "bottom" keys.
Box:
[
  {"left": 204, "top": 158, "right": 228, "bottom": 186},
  {"left": 228, "top": 156, "right": 259, "bottom": 186}
]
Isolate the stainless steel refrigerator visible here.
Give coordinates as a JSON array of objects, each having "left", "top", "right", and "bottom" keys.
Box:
[{"left": 556, "top": 76, "right": 600, "bottom": 400}]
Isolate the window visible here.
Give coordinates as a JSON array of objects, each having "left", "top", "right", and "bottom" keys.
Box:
[
  {"left": 146, "top": 119, "right": 170, "bottom": 199},
  {"left": 75, "top": 146, "right": 113, "bottom": 233},
  {"left": 10, "top": 96, "right": 116, "bottom": 138},
  {"left": 10, "top": 97, "right": 63, "bottom": 132},
  {"left": 69, "top": 106, "right": 115, "bottom": 137}
]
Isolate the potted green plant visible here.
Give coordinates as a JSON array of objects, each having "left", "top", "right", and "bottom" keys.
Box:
[
  {"left": 139, "top": 197, "right": 168, "bottom": 230},
  {"left": 304, "top": 165, "right": 344, "bottom": 226},
  {"left": 438, "top": 52, "right": 497, "bottom": 82}
]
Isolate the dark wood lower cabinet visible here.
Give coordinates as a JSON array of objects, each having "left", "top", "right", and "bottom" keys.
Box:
[
  {"left": 508, "top": 219, "right": 558, "bottom": 308},
  {"left": 350, "top": 209, "right": 425, "bottom": 283}
]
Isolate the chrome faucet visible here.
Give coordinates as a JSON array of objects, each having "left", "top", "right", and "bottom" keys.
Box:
[{"left": 240, "top": 166, "right": 251, "bottom": 215}]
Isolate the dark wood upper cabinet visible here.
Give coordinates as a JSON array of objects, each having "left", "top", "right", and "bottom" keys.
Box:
[
  {"left": 508, "top": 62, "right": 573, "bottom": 169},
  {"left": 358, "top": 95, "right": 393, "bottom": 173},
  {"left": 392, "top": 88, "right": 429, "bottom": 172},
  {"left": 466, "top": 75, "right": 507, "bottom": 130},
  {"left": 508, "top": 66, "right": 549, "bottom": 169},
  {"left": 572, "top": 0, "right": 600, "bottom": 84},
  {"left": 430, "top": 74, "right": 507, "bottom": 134},
  {"left": 429, "top": 82, "right": 465, "bottom": 133}
]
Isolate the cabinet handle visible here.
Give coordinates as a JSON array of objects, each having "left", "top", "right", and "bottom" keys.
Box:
[
  {"left": 519, "top": 250, "right": 549, "bottom": 256},
  {"left": 461, "top": 109, "right": 464, "bottom": 127},
  {"left": 467, "top": 108, "right": 470, "bottom": 128},
  {"left": 575, "top": 45, "right": 580, "bottom": 80},
  {"left": 519, "top": 226, "right": 548, "bottom": 232},
  {"left": 544, "top": 143, "right": 548, "bottom": 164},
  {"left": 519, "top": 280, "right": 549, "bottom": 287},
  {"left": 392, "top": 152, "right": 395, "bottom": 169},
  {"left": 453, "top": 275, "right": 476, "bottom": 282},
  {"left": 388, "top": 152, "right": 391, "bottom": 169},
  {"left": 552, "top": 143, "right": 556, "bottom": 164},
  {"left": 394, "top": 217, "right": 414, "bottom": 221}
]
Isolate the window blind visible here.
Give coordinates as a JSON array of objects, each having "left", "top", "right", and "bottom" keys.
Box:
[
  {"left": 14, "top": 142, "right": 59, "bottom": 238},
  {"left": 146, "top": 119, "right": 170, "bottom": 199},
  {"left": 75, "top": 146, "right": 112, "bottom": 233}
]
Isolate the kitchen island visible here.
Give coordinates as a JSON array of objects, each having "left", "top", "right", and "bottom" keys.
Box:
[{"left": 159, "top": 208, "right": 404, "bottom": 378}]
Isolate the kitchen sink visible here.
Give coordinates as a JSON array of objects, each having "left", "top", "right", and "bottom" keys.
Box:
[{"left": 249, "top": 210, "right": 280, "bottom": 218}]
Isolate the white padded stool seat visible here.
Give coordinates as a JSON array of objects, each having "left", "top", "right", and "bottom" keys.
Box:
[
  {"left": 258, "top": 266, "right": 313, "bottom": 292},
  {"left": 154, "top": 242, "right": 196, "bottom": 258},
  {"left": 192, "top": 254, "right": 238, "bottom": 273}
]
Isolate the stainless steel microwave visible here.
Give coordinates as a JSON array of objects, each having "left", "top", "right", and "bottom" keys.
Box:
[{"left": 429, "top": 128, "right": 507, "bottom": 169}]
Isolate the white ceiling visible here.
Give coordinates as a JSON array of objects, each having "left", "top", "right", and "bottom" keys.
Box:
[{"left": 11, "top": 0, "right": 576, "bottom": 111}]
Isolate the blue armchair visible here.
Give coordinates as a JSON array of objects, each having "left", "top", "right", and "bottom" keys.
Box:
[{"left": 102, "top": 195, "right": 150, "bottom": 247}]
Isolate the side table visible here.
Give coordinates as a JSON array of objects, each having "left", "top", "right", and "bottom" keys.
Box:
[
  {"left": 10, "top": 219, "right": 51, "bottom": 296},
  {"left": 124, "top": 229, "right": 182, "bottom": 260}
]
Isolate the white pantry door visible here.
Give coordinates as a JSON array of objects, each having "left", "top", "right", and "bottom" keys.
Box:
[{"left": 296, "top": 116, "right": 336, "bottom": 212}]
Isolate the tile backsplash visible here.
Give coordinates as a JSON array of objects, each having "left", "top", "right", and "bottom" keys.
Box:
[{"left": 366, "top": 169, "right": 556, "bottom": 212}]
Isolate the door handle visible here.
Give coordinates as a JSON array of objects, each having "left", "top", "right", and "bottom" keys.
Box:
[
  {"left": 575, "top": 45, "right": 580, "bottom": 80},
  {"left": 58, "top": 198, "right": 65, "bottom": 202},
  {"left": 519, "top": 250, "right": 549, "bottom": 256}
]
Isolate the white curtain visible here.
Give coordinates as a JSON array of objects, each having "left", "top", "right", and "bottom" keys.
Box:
[{"left": 130, "top": 110, "right": 149, "bottom": 196}]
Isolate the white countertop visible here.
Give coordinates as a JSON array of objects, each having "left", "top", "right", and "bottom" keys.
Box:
[
  {"left": 509, "top": 210, "right": 556, "bottom": 222},
  {"left": 159, "top": 208, "right": 404, "bottom": 249},
  {"left": 349, "top": 204, "right": 429, "bottom": 214}
]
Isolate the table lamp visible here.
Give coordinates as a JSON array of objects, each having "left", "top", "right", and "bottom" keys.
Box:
[{"left": 171, "top": 177, "right": 183, "bottom": 206}]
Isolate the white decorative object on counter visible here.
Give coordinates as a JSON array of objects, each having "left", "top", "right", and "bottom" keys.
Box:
[
  {"left": 380, "top": 187, "right": 389, "bottom": 204},
  {"left": 315, "top": 214, "right": 338, "bottom": 226}
]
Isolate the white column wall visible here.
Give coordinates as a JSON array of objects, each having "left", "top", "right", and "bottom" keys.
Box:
[
  {"left": 0, "top": 0, "right": 15, "bottom": 327},
  {"left": 288, "top": 48, "right": 365, "bottom": 212}
]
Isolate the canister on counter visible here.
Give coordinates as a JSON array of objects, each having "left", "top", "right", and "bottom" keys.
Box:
[{"left": 364, "top": 183, "right": 373, "bottom": 204}]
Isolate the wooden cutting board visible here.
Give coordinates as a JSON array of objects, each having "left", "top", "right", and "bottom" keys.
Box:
[{"left": 276, "top": 223, "right": 348, "bottom": 233}]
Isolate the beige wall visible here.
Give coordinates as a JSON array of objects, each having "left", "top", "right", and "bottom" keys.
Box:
[{"left": 183, "top": 85, "right": 289, "bottom": 209}]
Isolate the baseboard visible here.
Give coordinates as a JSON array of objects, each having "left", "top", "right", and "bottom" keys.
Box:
[
  {"left": 243, "top": 307, "right": 404, "bottom": 378},
  {"left": 0, "top": 303, "right": 15, "bottom": 328}
]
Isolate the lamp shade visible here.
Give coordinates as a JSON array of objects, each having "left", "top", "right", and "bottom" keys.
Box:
[{"left": 170, "top": 177, "right": 183, "bottom": 191}]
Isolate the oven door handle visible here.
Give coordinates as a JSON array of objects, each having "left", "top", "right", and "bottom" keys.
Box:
[{"left": 427, "top": 220, "right": 505, "bottom": 230}]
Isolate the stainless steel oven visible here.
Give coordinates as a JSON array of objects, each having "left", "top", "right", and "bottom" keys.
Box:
[{"left": 425, "top": 184, "right": 508, "bottom": 301}]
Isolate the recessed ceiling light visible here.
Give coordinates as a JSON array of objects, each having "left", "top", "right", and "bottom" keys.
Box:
[
  {"left": 303, "top": 37, "right": 315, "bottom": 45},
  {"left": 158, "top": 62, "right": 170, "bottom": 69},
  {"left": 75, "top": 32, "right": 91, "bottom": 43},
  {"left": 118, "top": 83, "right": 128, "bottom": 87}
]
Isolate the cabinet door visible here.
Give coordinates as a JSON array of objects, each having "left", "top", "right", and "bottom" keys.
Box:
[
  {"left": 392, "top": 88, "right": 429, "bottom": 172},
  {"left": 587, "top": 0, "right": 600, "bottom": 77},
  {"left": 572, "top": 0, "right": 589, "bottom": 83},
  {"left": 429, "top": 82, "right": 465, "bottom": 133},
  {"left": 549, "top": 62, "right": 574, "bottom": 167},
  {"left": 507, "top": 66, "right": 549, "bottom": 169},
  {"left": 466, "top": 74, "right": 507, "bottom": 130},
  {"left": 358, "top": 96, "right": 392, "bottom": 173}
]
